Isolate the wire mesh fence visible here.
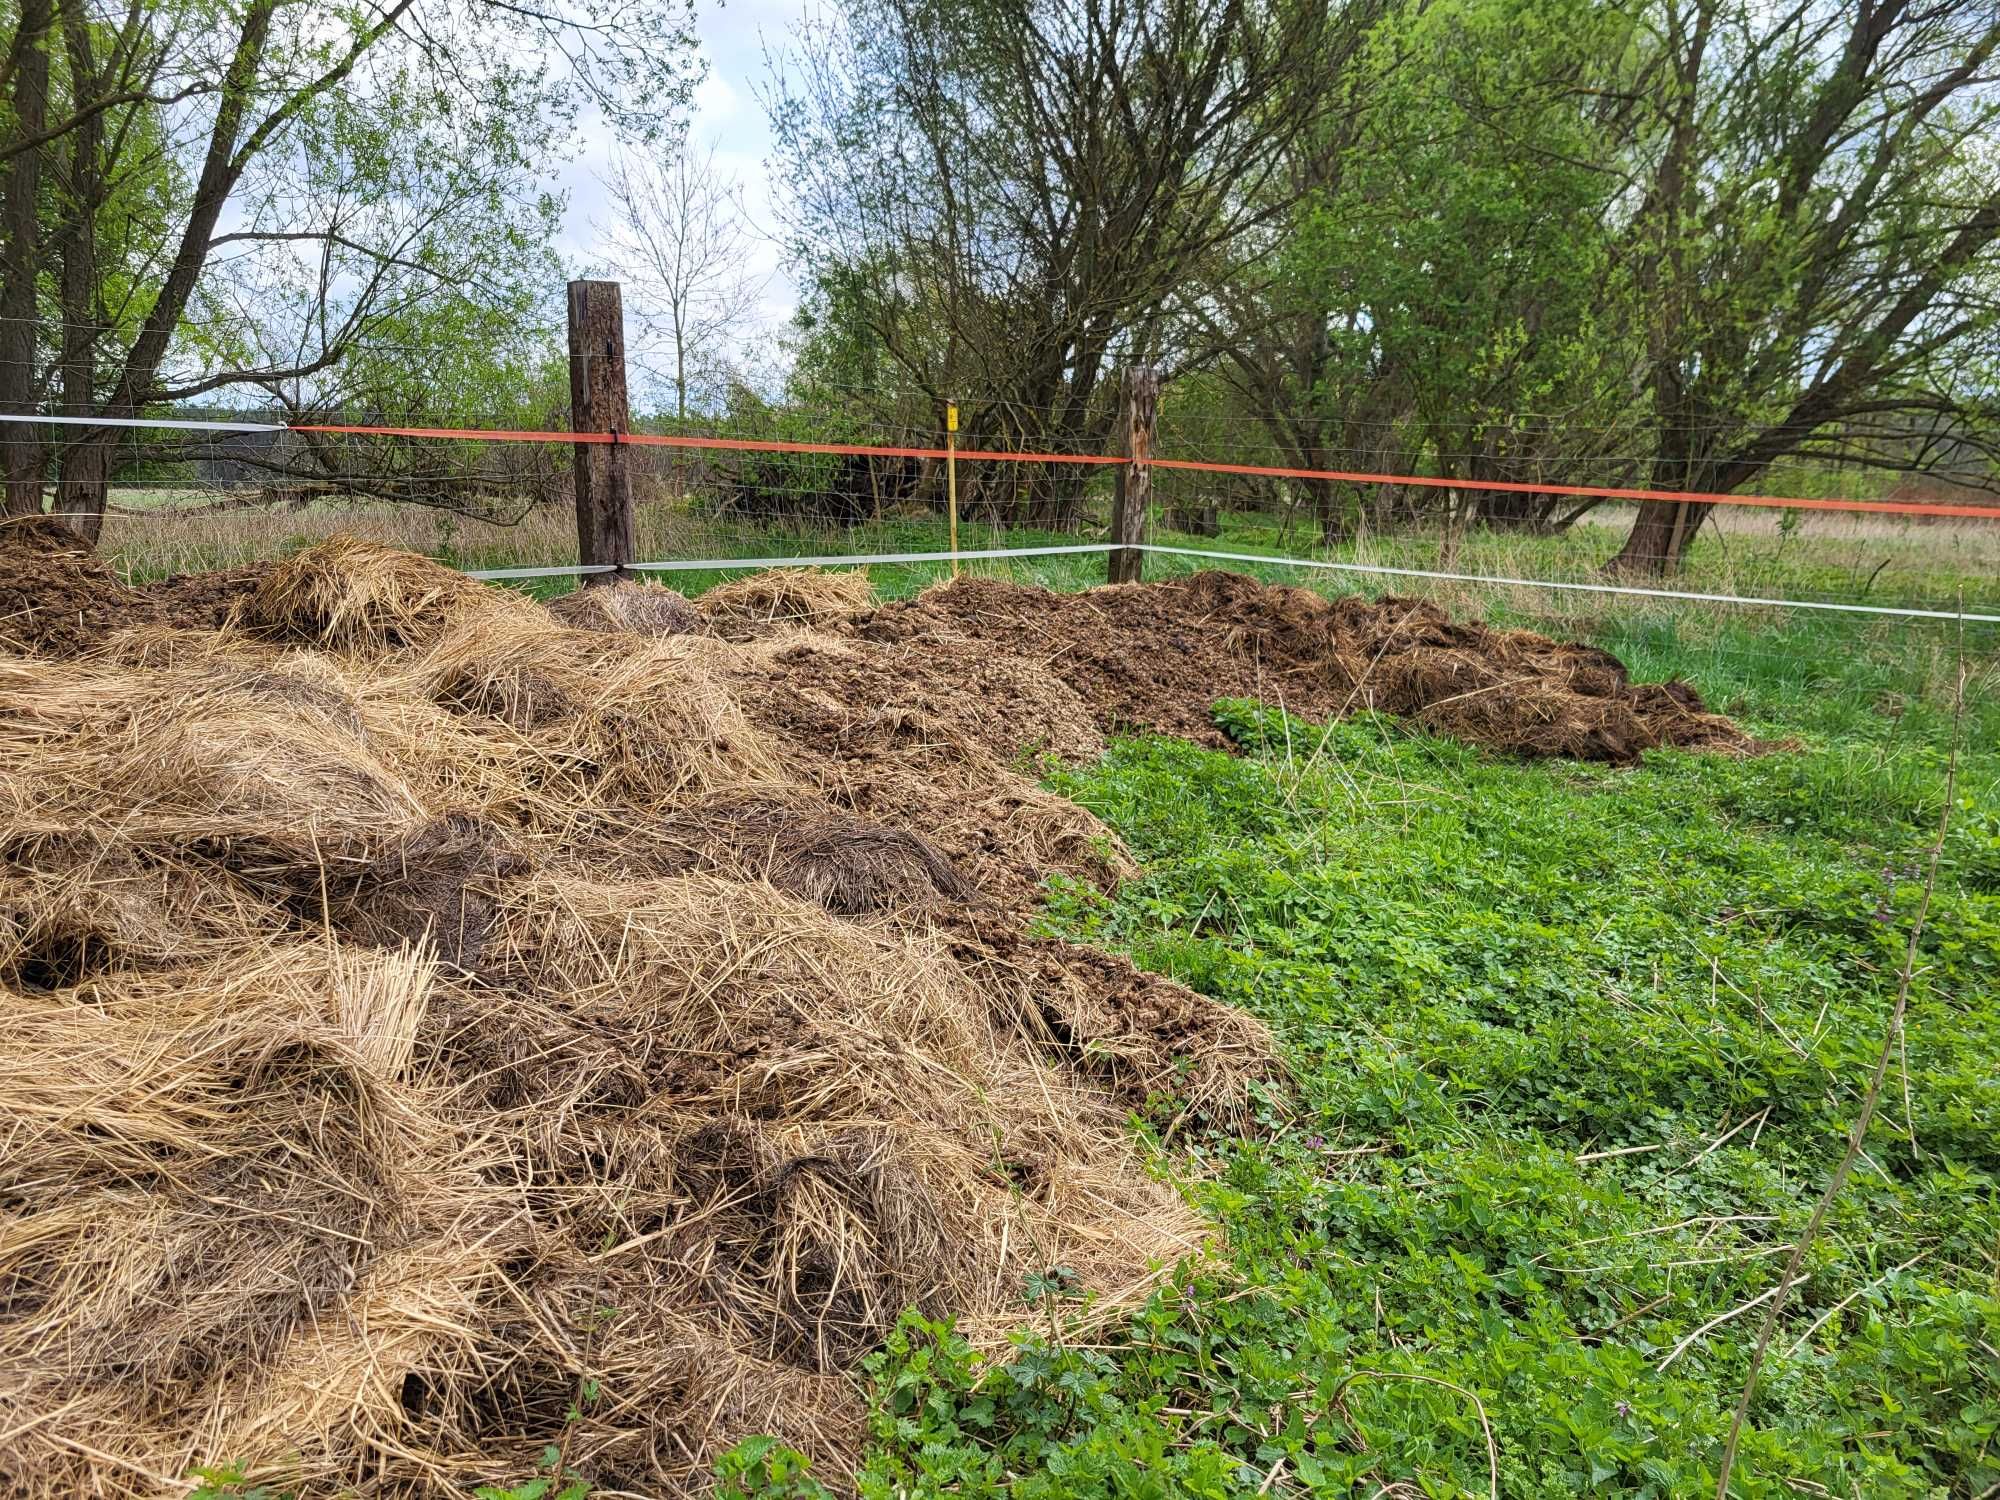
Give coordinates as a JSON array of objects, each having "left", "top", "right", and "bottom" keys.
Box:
[{"left": 5, "top": 402, "right": 2000, "bottom": 649}]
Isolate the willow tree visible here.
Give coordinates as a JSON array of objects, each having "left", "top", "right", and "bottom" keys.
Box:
[
  {"left": 0, "top": 0, "right": 698, "bottom": 540},
  {"left": 1177, "top": 0, "right": 1653, "bottom": 542},
  {"left": 1605, "top": 0, "right": 2000, "bottom": 575},
  {"left": 769, "top": 0, "right": 1373, "bottom": 528}
]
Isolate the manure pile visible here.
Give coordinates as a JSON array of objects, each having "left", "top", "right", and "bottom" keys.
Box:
[
  {"left": 0, "top": 528, "right": 1269, "bottom": 1499},
  {"left": 860, "top": 572, "right": 1754, "bottom": 763},
  {"left": 0, "top": 522, "right": 1750, "bottom": 1497}
]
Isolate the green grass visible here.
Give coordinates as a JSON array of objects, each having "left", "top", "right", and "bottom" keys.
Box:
[
  {"left": 469, "top": 503, "right": 2000, "bottom": 614},
  {"left": 814, "top": 612, "right": 2000, "bottom": 1499},
  {"left": 101, "top": 481, "right": 2000, "bottom": 620}
]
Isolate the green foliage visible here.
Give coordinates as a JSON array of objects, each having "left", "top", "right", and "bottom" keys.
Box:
[
  {"left": 845, "top": 623, "right": 1999, "bottom": 1497},
  {"left": 473, "top": 1445, "right": 589, "bottom": 1500},
  {"left": 715, "top": 1436, "right": 835, "bottom": 1499},
  {"left": 1275, "top": 0, "right": 1642, "bottom": 485},
  {"left": 185, "top": 1463, "right": 288, "bottom": 1500}
]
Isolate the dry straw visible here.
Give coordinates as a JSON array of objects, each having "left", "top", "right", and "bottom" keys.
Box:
[
  {"left": 0, "top": 533, "right": 1273, "bottom": 1498},
  {"left": 548, "top": 578, "right": 703, "bottom": 637},
  {"left": 700, "top": 565, "right": 876, "bottom": 640}
]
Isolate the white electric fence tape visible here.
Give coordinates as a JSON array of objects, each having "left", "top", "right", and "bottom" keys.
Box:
[
  {"left": 1131, "top": 545, "right": 2000, "bottom": 625},
  {"left": 0, "top": 412, "right": 288, "bottom": 432},
  {"left": 467, "top": 543, "right": 2000, "bottom": 624},
  {"left": 465, "top": 544, "right": 1113, "bottom": 581},
  {"left": 1, "top": 407, "right": 1989, "bottom": 621}
]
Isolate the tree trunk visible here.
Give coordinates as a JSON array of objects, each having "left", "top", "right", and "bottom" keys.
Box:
[
  {"left": 52, "top": 0, "right": 279, "bottom": 545},
  {"left": 51, "top": 0, "right": 107, "bottom": 542},
  {"left": 102, "top": 0, "right": 276, "bottom": 430},
  {"left": 0, "top": 0, "right": 53, "bottom": 518},
  {"left": 54, "top": 438, "right": 109, "bottom": 542},
  {"left": 1605, "top": 497, "right": 1713, "bottom": 576},
  {"left": 1476, "top": 489, "right": 1547, "bottom": 530},
  {"left": 673, "top": 300, "right": 686, "bottom": 420},
  {"left": 1304, "top": 474, "right": 1348, "bottom": 545}
]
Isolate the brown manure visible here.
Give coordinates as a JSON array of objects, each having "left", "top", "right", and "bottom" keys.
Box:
[
  {"left": 590, "top": 792, "right": 977, "bottom": 915},
  {"left": 864, "top": 571, "right": 1757, "bottom": 764},
  {"left": 0, "top": 515, "right": 163, "bottom": 656},
  {"left": 944, "top": 908, "right": 1278, "bottom": 1131},
  {"left": 713, "top": 631, "right": 1120, "bottom": 908},
  {"left": 139, "top": 562, "right": 273, "bottom": 630}
]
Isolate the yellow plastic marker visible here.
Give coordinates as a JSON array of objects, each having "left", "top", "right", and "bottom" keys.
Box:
[{"left": 946, "top": 403, "right": 960, "bottom": 577}]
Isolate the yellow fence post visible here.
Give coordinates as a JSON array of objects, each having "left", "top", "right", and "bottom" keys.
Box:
[{"left": 946, "top": 401, "right": 960, "bottom": 577}]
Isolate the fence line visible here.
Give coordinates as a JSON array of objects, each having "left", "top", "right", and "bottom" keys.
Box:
[
  {"left": 5, "top": 410, "right": 1998, "bottom": 522},
  {"left": 463, "top": 542, "right": 2000, "bottom": 624}
]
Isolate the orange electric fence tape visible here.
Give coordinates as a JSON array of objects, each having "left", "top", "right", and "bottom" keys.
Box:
[
  {"left": 287, "top": 421, "right": 2000, "bottom": 521},
  {"left": 1145, "top": 456, "right": 2000, "bottom": 521},
  {"left": 4, "top": 413, "right": 1996, "bottom": 521}
]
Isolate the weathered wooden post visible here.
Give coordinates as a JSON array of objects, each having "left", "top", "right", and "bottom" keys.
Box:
[
  {"left": 1107, "top": 366, "right": 1157, "bottom": 584},
  {"left": 566, "top": 279, "right": 636, "bottom": 586}
]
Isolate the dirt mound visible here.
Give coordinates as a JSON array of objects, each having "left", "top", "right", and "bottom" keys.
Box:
[
  {"left": 861, "top": 572, "right": 1755, "bottom": 763},
  {"left": 601, "top": 793, "right": 977, "bottom": 915},
  {"left": 0, "top": 515, "right": 163, "bottom": 655},
  {"left": 0, "top": 536, "right": 1271, "bottom": 1498},
  {"left": 715, "top": 631, "right": 1118, "bottom": 908}
]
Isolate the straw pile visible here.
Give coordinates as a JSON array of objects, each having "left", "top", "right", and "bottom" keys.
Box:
[
  {"left": 702, "top": 567, "right": 874, "bottom": 641},
  {"left": 0, "top": 535, "right": 1273, "bottom": 1498},
  {"left": 547, "top": 578, "right": 702, "bottom": 637}
]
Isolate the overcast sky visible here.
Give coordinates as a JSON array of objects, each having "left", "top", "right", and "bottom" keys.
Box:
[{"left": 550, "top": 0, "right": 809, "bottom": 378}]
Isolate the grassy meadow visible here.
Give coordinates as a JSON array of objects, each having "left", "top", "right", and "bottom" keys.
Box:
[
  {"left": 844, "top": 645, "right": 1999, "bottom": 1498},
  {"left": 97, "top": 483, "right": 2000, "bottom": 613}
]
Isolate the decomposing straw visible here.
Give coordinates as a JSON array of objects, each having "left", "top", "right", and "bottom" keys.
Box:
[{"left": 0, "top": 534, "right": 1276, "bottom": 1498}]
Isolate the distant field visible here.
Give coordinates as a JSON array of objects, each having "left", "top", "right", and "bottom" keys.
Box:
[{"left": 94, "top": 486, "right": 2000, "bottom": 627}]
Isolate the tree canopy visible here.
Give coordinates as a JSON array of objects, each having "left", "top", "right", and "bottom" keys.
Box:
[
  {"left": 774, "top": 0, "right": 2000, "bottom": 571},
  {"left": 0, "top": 0, "right": 699, "bottom": 537},
  {"left": 5, "top": 0, "right": 1998, "bottom": 569}
]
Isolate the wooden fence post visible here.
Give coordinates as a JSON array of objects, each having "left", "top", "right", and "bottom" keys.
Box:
[
  {"left": 1107, "top": 366, "right": 1157, "bottom": 584},
  {"left": 567, "top": 279, "right": 635, "bottom": 586}
]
